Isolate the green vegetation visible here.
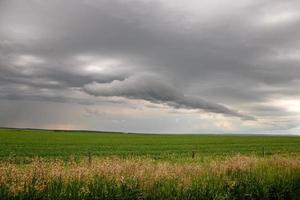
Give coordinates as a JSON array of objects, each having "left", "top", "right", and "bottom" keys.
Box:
[
  {"left": 0, "top": 156, "right": 299, "bottom": 200},
  {"left": 0, "top": 128, "right": 300, "bottom": 199},
  {"left": 0, "top": 128, "right": 300, "bottom": 158}
]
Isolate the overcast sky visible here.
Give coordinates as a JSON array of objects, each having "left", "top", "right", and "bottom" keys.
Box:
[{"left": 1, "top": 0, "right": 300, "bottom": 134}]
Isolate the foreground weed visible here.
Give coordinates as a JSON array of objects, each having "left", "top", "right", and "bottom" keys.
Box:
[{"left": 0, "top": 155, "right": 299, "bottom": 200}]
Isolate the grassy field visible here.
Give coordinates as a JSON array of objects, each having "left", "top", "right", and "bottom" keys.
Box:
[
  {"left": 0, "top": 128, "right": 300, "bottom": 199},
  {"left": 1, "top": 128, "right": 300, "bottom": 159}
]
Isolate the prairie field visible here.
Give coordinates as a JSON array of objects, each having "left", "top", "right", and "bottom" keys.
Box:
[
  {"left": 1, "top": 128, "right": 300, "bottom": 158},
  {"left": 0, "top": 128, "right": 300, "bottom": 199}
]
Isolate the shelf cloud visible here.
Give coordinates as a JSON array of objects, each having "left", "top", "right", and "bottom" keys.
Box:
[{"left": 84, "top": 73, "right": 255, "bottom": 120}]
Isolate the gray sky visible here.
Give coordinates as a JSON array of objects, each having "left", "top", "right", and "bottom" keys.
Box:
[{"left": 1, "top": 0, "right": 300, "bottom": 134}]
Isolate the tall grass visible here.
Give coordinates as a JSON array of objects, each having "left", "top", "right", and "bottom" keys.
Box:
[{"left": 0, "top": 155, "right": 299, "bottom": 200}]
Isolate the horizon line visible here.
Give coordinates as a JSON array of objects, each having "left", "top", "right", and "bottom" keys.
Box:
[{"left": 1, "top": 126, "right": 299, "bottom": 136}]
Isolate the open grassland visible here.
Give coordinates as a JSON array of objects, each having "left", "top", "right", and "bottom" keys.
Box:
[
  {"left": 0, "top": 128, "right": 300, "bottom": 199},
  {"left": 1, "top": 128, "right": 300, "bottom": 159}
]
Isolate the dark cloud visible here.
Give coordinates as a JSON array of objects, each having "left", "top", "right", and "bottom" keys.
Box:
[
  {"left": 0, "top": 0, "right": 300, "bottom": 132},
  {"left": 83, "top": 73, "right": 254, "bottom": 120}
]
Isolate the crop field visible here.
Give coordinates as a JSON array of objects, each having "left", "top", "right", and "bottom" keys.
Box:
[
  {"left": 1, "top": 128, "right": 300, "bottom": 158},
  {"left": 0, "top": 128, "right": 300, "bottom": 199}
]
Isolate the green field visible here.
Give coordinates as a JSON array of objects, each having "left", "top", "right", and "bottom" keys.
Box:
[
  {"left": 1, "top": 128, "right": 300, "bottom": 200},
  {"left": 1, "top": 128, "right": 300, "bottom": 158}
]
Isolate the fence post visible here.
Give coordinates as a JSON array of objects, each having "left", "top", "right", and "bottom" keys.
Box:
[
  {"left": 262, "top": 147, "right": 265, "bottom": 157},
  {"left": 192, "top": 151, "right": 195, "bottom": 159}
]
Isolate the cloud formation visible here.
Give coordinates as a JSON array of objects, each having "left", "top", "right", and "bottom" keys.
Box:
[
  {"left": 0, "top": 0, "right": 300, "bottom": 133},
  {"left": 84, "top": 73, "right": 254, "bottom": 120}
]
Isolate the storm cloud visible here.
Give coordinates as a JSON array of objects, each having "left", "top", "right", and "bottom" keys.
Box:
[
  {"left": 84, "top": 73, "right": 254, "bottom": 120},
  {"left": 0, "top": 0, "right": 300, "bottom": 133}
]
